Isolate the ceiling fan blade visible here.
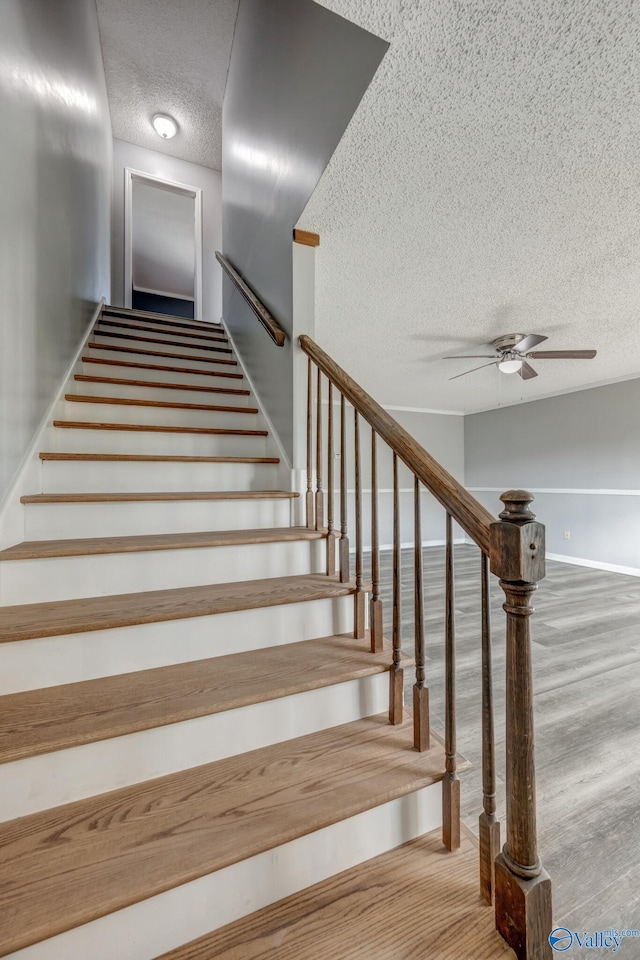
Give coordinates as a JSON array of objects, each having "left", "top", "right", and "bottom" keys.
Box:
[
  {"left": 528, "top": 350, "right": 596, "bottom": 359},
  {"left": 518, "top": 361, "right": 538, "bottom": 380},
  {"left": 513, "top": 334, "right": 548, "bottom": 353},
  {"left": 443, "top": 355, "right": 497, "bottom": 359},
  {"left": 449, "top": 361, "right": 498, "bottom": 380}
]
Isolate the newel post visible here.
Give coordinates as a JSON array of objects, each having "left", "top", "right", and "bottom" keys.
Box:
[{"left": 490, "top": 491, "right": 552, "bottom": 960}]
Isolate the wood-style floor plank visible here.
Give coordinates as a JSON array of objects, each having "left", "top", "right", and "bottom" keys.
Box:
[
  {"left": 52, "top": 420, "right": 268, "bottom": 437},
  {"left": 87, "top": 342, "right": 237, "bottom": 366},
  {"left": 156, "top": 829, "right": 513, "bottom": 960},
  {"left": 74, "top": 374, "right": 250, "bottom": 395},
  {"left": 0, "top": 573, "right": 354, "bottom": 642},
  {"left": 82, "top": 357, "right": 244, "bottom": 379},
  {"left": 21, "top": 491, "right": 298, "bottom": 505},
  {"left": 66, "top": 395, "right": 258, "bottom": 414},
  {"left": 0, "top": 714, "right": 445, "bottom": 956},
  {"left": 0, "top": 526, "right": 325, "bottom": 561},
  {"left": 0, "top": 634, "right": 404, "bottom": 764}
]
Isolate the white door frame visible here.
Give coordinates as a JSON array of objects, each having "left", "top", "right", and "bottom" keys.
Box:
[{"left": 124, "top": 167, "right": 203, "bottom": 319}]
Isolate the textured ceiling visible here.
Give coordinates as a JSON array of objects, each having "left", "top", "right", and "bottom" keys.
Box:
[
  {"left": 304, "top": 0, "right": 640, "bottom": 413},
  {"left": 96, "top": 0, "right": 238, "bottom": 170}
]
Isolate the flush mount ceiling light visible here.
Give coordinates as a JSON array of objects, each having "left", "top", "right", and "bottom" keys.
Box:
[
  {"left": 152, "top": 113, "right": 177, "bottom": 139},
  {"left": 497, "top": 357, "right": 524, "bottom": 374}
]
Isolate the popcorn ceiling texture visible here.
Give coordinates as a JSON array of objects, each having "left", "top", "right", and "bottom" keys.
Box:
[
  {"left": 305, "top": 0, "right": 640, "bottom": 412},
  {"left": 96, "top": 0, "right": 238, "bottom": 171}
]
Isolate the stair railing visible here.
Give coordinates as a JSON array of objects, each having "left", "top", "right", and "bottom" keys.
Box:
[{"left": 300, "top": 334, "right": 553, "bottom": 960}]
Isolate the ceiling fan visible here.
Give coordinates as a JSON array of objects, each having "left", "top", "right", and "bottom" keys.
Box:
[{"left": 444, "top": 334, "right": 597, "bottom": 381}]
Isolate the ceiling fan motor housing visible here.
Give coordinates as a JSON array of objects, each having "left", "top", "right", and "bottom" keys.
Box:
[{"left": 493, "top": 334, "right": 528, "bottom": 352}]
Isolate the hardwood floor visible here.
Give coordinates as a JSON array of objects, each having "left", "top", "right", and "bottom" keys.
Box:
[{"left": 369, "top": 544, "right": 640, "bottom": 936}]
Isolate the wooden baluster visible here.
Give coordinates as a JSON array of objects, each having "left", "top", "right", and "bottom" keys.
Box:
[
  {"left": 369, "top": 431, "right": 383, "bottom": 652},
  {"left": 315, "top": 368, "right": 324, "bottom": 531},
  {"left": 326, "top": 381, "right": 336, "bottom": 575},
  {"left": 443, "top": 512, "right": 460, "bottom": 850},
  {"left": 479, "top": 550, "right": 500, "bottom": 904},
  {"left": 413, "top": 476, "right": 429, "bottom": 751},
  {"left": 305, "top": 359, "right": 314, "bottom": 529},
  {"left": 353, "top": 410, "right": 365, "bottom": 638},
  {"left": 389, "top": 453, "right": 404, "bottom": 723},
  {"left": 339, "top": 394, "right": 350, "bottom": 582},
  {"left": 491, "top": 491, "right": 552, "bottom": 960}
]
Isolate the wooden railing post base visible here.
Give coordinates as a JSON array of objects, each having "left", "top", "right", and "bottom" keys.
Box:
[
  {"left": 369, "top": 597, "right": 383, "bottom": 653},
  {"left": 442, "top": 773, "right": 460, "bottom": 851},
  {"left": 326, "top": 532, "right": 337, "bottom": 577},
  {"left": 413, "top": 684, "right": 429, "bottom": 751},
  {"left": 494, "top": 855, "right": 553, "bottom": 960},
  {"left": 479, "top": 811, "right": 501, "bottom": 904},
  {"left": 339, "top": 537, "right": 350, "bottom": 582},
  {"left": 354, "top": 589, "right": 366, "bottom": 640},
  {"left": 388, "top": 665, "right": 404, "bottom": 724}
]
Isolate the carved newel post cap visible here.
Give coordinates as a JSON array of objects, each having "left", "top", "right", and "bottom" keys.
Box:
[{"left": 499, "top": 490, "right": 536, "bottom": 525}]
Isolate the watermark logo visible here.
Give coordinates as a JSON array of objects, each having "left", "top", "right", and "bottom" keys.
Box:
[{"left": 549, "top": 927, "right": 640, "bottom": 953}]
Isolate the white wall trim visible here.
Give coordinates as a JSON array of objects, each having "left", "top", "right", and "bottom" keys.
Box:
[
  {"left": 320, "top": 399, "right": 463, "bottom": 416},
  {"left": 547, "top": 552, "right": 640, "bottom": 578},
  {"left": 468, "top": 486, "right": 640, "bottom": 497},
  {"left": 124, "top": 167, "right": 203, "bottom": 319},
  {"left": 132, "top": 285, "right": 196, "bottom": 303},
  {"left": 0, "top": 298, "right": 104, "bottom": 549}
]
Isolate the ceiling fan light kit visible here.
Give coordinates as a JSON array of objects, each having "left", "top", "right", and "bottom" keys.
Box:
[{"left": 444, "top": 333, "right": 597, "bottom": 381}]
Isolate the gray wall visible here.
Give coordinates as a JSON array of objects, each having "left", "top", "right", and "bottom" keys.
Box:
[
  {"left": 112, "top": 139, "right": 222, "bottom": 323},
  {"left": 0, "top": 0, "right": 112, "bottom": 501},
  {"left": 222, "top": 0, "right": 387, "bottom": 462},
  {"left": 464, "top": 378, "right": 640, "bottom": 570}
]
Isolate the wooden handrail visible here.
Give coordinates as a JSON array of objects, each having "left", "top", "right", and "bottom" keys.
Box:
[
  {"left": 215, "top": 252, "right": 287, "bottom": 347},
  {"left": 298, "top": 335, "right": 495, "bottom": 553}
]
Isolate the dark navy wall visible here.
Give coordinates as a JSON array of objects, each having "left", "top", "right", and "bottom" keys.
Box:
[{"left": 222, "top": 0, "right": 387, "bottom": 461}]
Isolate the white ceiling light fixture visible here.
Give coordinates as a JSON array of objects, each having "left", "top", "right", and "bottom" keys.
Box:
[
  {"left": 497, "top": 357, "right": 524, "bottom": 374},
  {"left": 152, "top": 113, "right": 178, "bottom": 139}
]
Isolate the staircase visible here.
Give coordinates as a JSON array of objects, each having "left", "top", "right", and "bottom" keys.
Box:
[{"left": 0, "top": 307, "right": 514, "bottom": 959}]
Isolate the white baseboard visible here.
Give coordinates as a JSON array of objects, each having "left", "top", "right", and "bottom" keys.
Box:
[
  {"left": 546, "top": 552, "right": 640, "bottom": 578},
  {"left": 0, "top": 298, "right": 104, "bottom": 549}
]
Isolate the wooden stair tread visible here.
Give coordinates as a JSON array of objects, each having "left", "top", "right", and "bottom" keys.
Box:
[
  {"left": 74, "top": 374, "right": 250, "bottom": 395},
  {"left": 53, "top": 420, "right": 268, "bottom": 437},
  {"left": 94, "top": 329, "right": 232, "bottom": 353},
  {"left": 0, "top": 526, "right": 326, "bottom": 561},
  {"left": 0, "top": 634, "right": 405, "bottom": 764},
  {"left": 156, "top": 830, "right": 514, "bottom": 960},
  {"left": 66, "top": 394, "right": 258, "bottom": 414},
  {"left": 103, "top": 306, "right": 223, "bottom": 332},
  {"left": 98, "top": 318, "right": 228, "bottom": 343},
  {"left": 21, "top": 490, "right": 298, "bottom": 504},
  {"left": 0, "top": 714, "right": 444, "bottom": 956},
  {"left": 87, "top": 342, "right": 237, "bottom": 366},
  {"left": 82, "top": 356, "right": 244, "bottom": 379},
  {"left": 0, "top": 573, "right": 355, "bottom": 642},
  {"left": 39, "top": 453, "right": 279, "bottom": 463}
]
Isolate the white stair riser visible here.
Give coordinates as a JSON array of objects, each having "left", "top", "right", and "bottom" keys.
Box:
[
  {"left": 41, "top": 459, "right": 280, "bottom": 493},
  {"left": 71, "top": 379, "right": 253, "bottom": 406},
  {"left": 82, "top": 359, "right": 244, "bottom": 389},
  {"left": 23, "top": 499, "right": 294, "bottom": 540},
  {"left": 49, "top": 427, "right": 267, "bottom": 458},
  {"left": 0, "top": 595, "right": 355, "bottom": 693},
  {"left": 95, "top": 323, "right": 229, "bottom": 350},
  {"left": 6, "top": 784, "right": 441, "bottom": 960},
  {"left": 0, "top": 540, "right": 326, "bottom": 604},
  {"left": 86, "top": 346, "right": 238, "bottom": 373},
  {"left": 0, "top": 673, "right": 389, "bottom": 821},
  {"left": 60, "top": 400, "right": 259, "bottom": 430}
]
